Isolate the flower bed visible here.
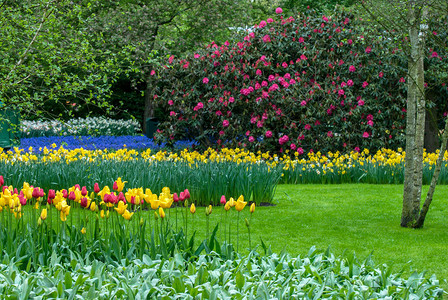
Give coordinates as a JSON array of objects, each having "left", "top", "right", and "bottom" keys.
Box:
[{"left": 21, "top": 117, "right": 142, "bottom": 137}]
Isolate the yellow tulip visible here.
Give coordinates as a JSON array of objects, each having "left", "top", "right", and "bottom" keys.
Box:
[
  {"left": 149, "top": 195, "right": 160, "bottom": 210},
  {"left": 100, "top": 210, "right": 105, "bottom": 218},
  {"left": 122, "top": 209, "right": 134, "bottom": 220},
  {"left": 159, "top": 207, "right": 166, "bottom": 218},
  {"left": 90, "top": 202, "right": 96, "bottom": 212},
  {"left": 60, "top": 211, "right": 67, "bottom": 222},
  {"left": 190, "top": 203, "right": 196, "bottom": 214},
  {"left": 81, "top": 227, "right": 86, "bottom": 234},
  {"left": 40, "top": 208, "right": 48, "bottom": 220},
  {"left": 250, "top": 203, "right": 255, "bottom": 213},
  {"left": 224, "top": 202, "right": 231, "bottom": 211},
  {"left": 228, "top": 197, "right": 235, "bottom": 207},
  {"left": 113, "top": 177, "right": 127, "bottom": 192},
  {"left": 114, "top": 201, "right": 127, "bottom": 215},
  {"left": 235, "top": 195, "right": 247, "bottom": 212}
]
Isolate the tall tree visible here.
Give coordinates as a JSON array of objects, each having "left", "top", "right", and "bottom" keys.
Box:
[
  {"left": 0, "top": 0, "right": 123, "bottom": 119},
  {"left": 360, "top": 0, "right": 448, "bottom": 228}
]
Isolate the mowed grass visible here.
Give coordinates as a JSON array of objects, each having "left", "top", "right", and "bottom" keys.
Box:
[
  {"left": 183, "top": 184, "right": 448, "bottom": 289},
  {"left": 256, "top": 184, "right": 448, "bottom": 287}
]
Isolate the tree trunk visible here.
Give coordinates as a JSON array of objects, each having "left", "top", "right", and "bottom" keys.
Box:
[
  {"left": 401, "top": 3, "right": 427, "bottom": 227},
  {"left": 415, "top": 117, "right": 448, "bottom": 228}
]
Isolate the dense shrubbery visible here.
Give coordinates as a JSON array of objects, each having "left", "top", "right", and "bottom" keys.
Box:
[{"left": 151, "top": 7, "right": 447, "bottom": 154}]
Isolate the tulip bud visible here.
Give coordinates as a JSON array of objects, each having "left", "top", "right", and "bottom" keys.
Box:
[
  {"left": 220, "top": 195, "right": 226, "bottom": 205},
  {"left": 100, "top": 210, "right": 105, "bottom": 218},
  {"left": 90, "top": 191, "right": 95, "bottom": 200},
  {"left": 159, "top": 207, "right": 165, "bottom": 218},
  {"left": 37, "top": 218, "right": 42, "bottom": 226},
  {"left": 184, "top": 199, "right": 189, "bottom": 207},
  {"left": 245, "top": 218, "right": 250, "bottom": 227},
  {"left": 94, "top": 183, "right": 100, "bottom": 193},
  {"left": 250, "top": 203, "right": 255, "bottom": 213},
  {"left": 106, "top": 210, "right": 110, "bottom": 219},
  {"left": 90, "top": 202, "right": 96, "bottom": 212},
  {"left": 140, "top": 218, "right": 144, "bottom": 226},
  {"left": 154, "top": 211, "right": 159, "bottom": 220},
  {"left": 81, "top": 186, "right": 88, "bottom": 196},
  {"left": 190, "top": 203, "right": 196, "bottom": 214},
  {"left": 40, "top": 208, "right": 48, "bottom": 220},
  {"left": 208, "top": 204, "right": 212, "bottom": 215}
]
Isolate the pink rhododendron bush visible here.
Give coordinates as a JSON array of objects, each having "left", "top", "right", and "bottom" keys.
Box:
[{"left": 151, "top": 7, "right": 447, "bottom": 154}]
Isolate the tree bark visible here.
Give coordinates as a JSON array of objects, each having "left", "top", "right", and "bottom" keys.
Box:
[
  {"left": 401, "top": 3, "right": 419, "bottom": 227},
  {"left": 401, "top": 3, "right": 427, "bottom": 227}
]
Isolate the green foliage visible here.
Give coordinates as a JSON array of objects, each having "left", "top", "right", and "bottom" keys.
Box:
[
  {"left": 0, "top": 159, "right": 281, "bottom": 205},
  {"left": 0, "top": 1, "right": 125, "bottom": 119},
  {"left": 0, "top": 244, "right": 443, "bottom": 298}
]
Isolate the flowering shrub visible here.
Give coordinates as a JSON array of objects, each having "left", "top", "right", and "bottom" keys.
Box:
[
  {"left": 151, "top": 7, "right": 447, "bottom": 154},
  {"left": 21, "top": 117, "right": 142, "bottom": 137}
]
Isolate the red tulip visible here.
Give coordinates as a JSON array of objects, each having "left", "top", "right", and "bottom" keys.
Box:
[
  {"left": 81, "top": 186, "right": 88, "bottom": 196},
  {"left": 19, "top": 191, "right": 26, "bottom": 205},
  {"left": 117, "top": 192, "right": 125, "bottom": 204},
  {"left": 184, "top": 189, "right": 191, "bottom": 199},
  {"left": 179, "top": 192, "right": 185, "bottom": 201},
  {"left": 113, "top": 181, "right": 118, "bottom": 191},
  {"left": 13, "top": 188, "right": 18, "bottom": 195},
  {"left": 173, "top": 193, "right": 179, "bottom": 203},
  {"left": 94, "top": 183, "right": 100, "bottom": 193},
  {"left": 220, "top": 195, "right": 226, "bottom": 205},
  {"left": 80, "top": 197, "right": 88, "bottom": 208},
  {"left": 62, "top": 189, "right": 68, "bottom": 198},
  {"left": 0, "top": 175, "right": 4, "bottom": 187},
  {"left": 74, "top": 184, "right": 81, "bottom": 190},
  {"left": 32, "top": 187, "right": 40, "bottom": 199},
  {"left": 48, "top": 189, "right": 56, "bottom": 200},
  {"left": 2, "top": 186, "right": 7, "bottom": 193},
  {"left": 68, "top": 191, "right": 76, "bottom": 201},
  {"left": 39, "top": 188, "right": 45, "bottom": 197}
]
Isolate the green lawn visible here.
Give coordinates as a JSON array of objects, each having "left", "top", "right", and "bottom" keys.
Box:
[{"left": 187, "top": 184, "right": 448, "bottom": 289}]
